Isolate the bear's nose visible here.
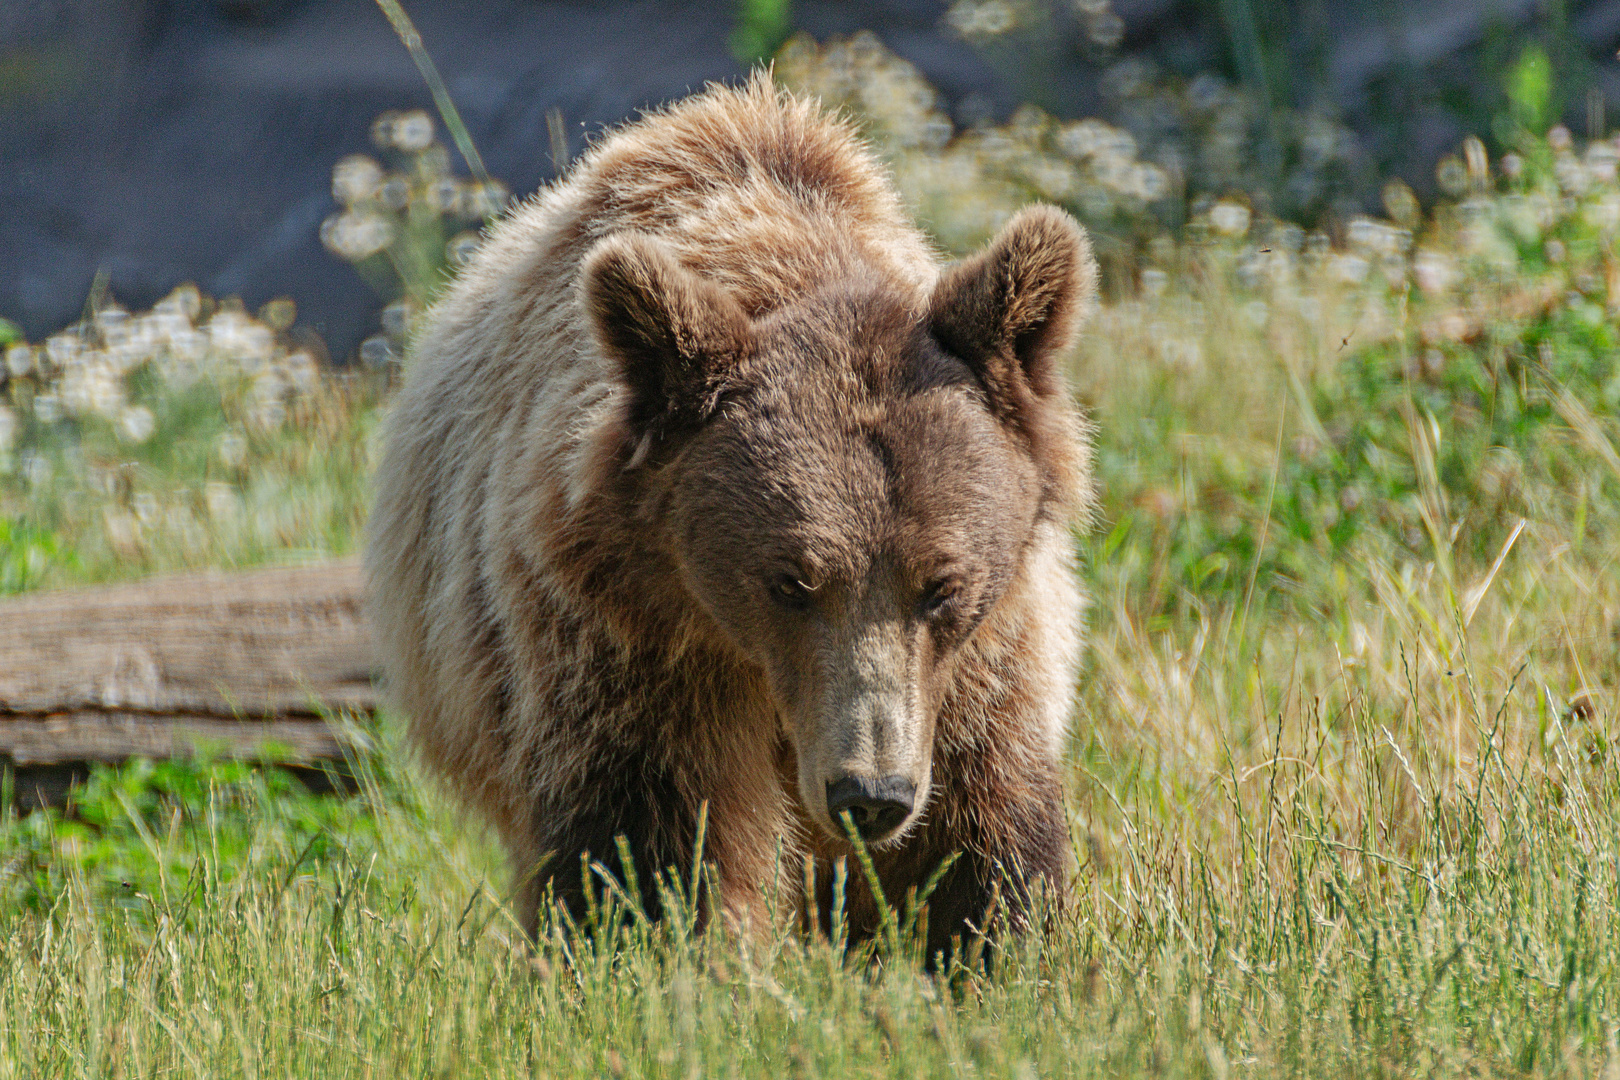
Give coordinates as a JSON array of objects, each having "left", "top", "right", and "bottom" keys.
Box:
[{"left": 825, "top": 774, "right": 916, "bottom": 841}]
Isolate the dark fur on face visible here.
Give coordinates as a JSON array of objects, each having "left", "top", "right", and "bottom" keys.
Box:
[{"left": 584, "top": 206, "right": 1093, "bottom": 844}]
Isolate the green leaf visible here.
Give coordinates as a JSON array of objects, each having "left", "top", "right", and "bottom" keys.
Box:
[{"left": 1506, "top": 45, "right": 1553, "bottom": 134}]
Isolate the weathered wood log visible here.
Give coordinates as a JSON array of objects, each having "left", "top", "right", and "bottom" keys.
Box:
[
  {"left": 0, "top": 558, "right": 374, "bottom": 769},
  {"left": 0, "top": 712, "right": 349, "bottom": 766}
]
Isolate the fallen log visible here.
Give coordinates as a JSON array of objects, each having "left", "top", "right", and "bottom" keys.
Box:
[
  {"left": 0, "top": 712, "right": 348, "bottom": 766},
  {"left": 0, "top": 558, "right": 374, "bottom": 774}
]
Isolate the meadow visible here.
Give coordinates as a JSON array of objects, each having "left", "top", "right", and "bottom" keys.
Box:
[{"left": 2, "top": 34, "right": 1618, "bottom": 1078}]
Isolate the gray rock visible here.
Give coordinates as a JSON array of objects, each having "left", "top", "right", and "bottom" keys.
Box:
[{"left": 0, "top": 0, "right": 1010, "bottom": 354}]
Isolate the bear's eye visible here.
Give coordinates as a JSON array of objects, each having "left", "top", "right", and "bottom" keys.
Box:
[
  {"left": 919, "top": 579, "right": 960, "bottom": 618},
  {"left": 771, "top": 574, "right": 814, "bottom": 611}
]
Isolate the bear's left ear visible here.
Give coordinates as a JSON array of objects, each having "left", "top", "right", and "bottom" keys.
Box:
[
  {"left": 928, "top": 205, "right": 1096, "bottom": 420},
  {"left": 583, "top": 232, "right": 755, "bottom": 445}
]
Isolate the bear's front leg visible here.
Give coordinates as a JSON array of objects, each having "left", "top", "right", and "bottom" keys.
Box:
[
  {"left": 825, "top": 744, "right": 1070, "bottom": 968},
  {"left": 513, "top": 755, "right": 699, "bottom": 942},
  {"left": 514, "top": 742, "right": 796, "bottom": 943}
]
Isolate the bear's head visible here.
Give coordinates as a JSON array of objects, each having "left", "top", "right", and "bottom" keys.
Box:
[{"left": 583, "top": 205, "right": 1094, "bottom": 847}]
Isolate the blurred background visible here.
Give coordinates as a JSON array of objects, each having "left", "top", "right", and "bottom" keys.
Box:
[{"left": 7, "top": 0, "right": 1620, "bottom": 357}]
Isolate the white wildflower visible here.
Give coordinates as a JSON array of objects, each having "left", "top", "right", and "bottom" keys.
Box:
[
  {"left": 445, "top": 231, "right": 481, "bottom": 266},
  {"left": 87, "top": 366, "right": 126, "bottom": 418},
  {"left": 1345, "top": 216, "right": 1410, "bottom": 257},
  {"left": 320, "top": 211, "right": 395, "bottom": 261},
  {"left": 208, "top": 310, "right": 276, "bottom": 368},
  {"left": 117, "top": 405, "right": 155, "bottom": 443},
  {"left": 95, "top": 305, "right": 131, "bottom": 346},
  {"left": 1208, "top": 200, "right": 1251, "bottom": 238},
  {"left": 360, "top": 335, "right": 397, "bottom": 368},
  {"left": 390, "top": 110, "right": 435, "bottom": 152},
  {"left": 147, "top": 309, "right": 192, "bottom": 345},
  {"left": 1412, "top": 249, "right": 1458, "bottom": 296},
  {"left": 332, "top": 154, "right": 385, "bottom": 206},
  {"left": 204, "top": 481, "right": 239, "bottom": 520},
  {"left": 1055, "top": 119, "right": 1114, "bottom": 161},
  {"left": 425, "top": 178, "right": 464, "bottom": 216},
  {"left": 1327, "top": 253, "right": 1369, "bottom": 284},
  {"left": 1584, "top": 141, "right": 1619, "bottom": 184},
  {"left": 1584, "top": 193, "right": 1620, "bottom": 232},
  {"left": 464, "top": 180, "right": 509, "bottom": 219},
  {"left": 946, "top": 0, "right": 1018, "bottom": 39},
  {"left": 169, "top": 328, "right": 208, "bottom": 364},
  {"left": 283, "top": 351, "right": 319, "bottom": 395},
  {"left": 44, "top": 333, "right": 83, "bottom": 370},
  {"left": 218, "top": 432, "right": 248, "bottom": 469},
  {"left": 1024, "top": 158, "right": 1077, "bottom": 201},
  {"left": 5, "top": 345, "right": 34, "bottom": 378},
  {"left": 154, "top": 284, "right": 201, "bottom": 322},
  {"left": 1132, "top": 162, "right": 1170, "bottom": 201}
]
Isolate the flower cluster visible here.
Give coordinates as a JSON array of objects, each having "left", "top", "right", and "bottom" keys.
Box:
[
  {"left": 778, "top": 32, "right": 1364, "bottom": 253},
  {"left": 775, "top": 33, "right": 1172, "bottom": 254},
  {"left": 319, "top": 109, "right": 509, "bottom": 319},
  {"left": 1155, "top": 120, "right": 1620, "bottom": 366},
  {"left": 0, "top": 282, "right": 378, "bottom": 586},
  {"left": 1, "top": 286, "right": 330, "bottom": 461},
  {"left": 947, "top": 0, "right": 1125, "bottom": 49}
]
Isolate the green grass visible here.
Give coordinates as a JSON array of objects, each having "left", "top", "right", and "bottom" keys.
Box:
[
  {"left": 3, "top": 49, "right": 1620, "bottom": 1078},
  {"left": 2, "top": 691, "right": 1614, "bottom": 1076}
]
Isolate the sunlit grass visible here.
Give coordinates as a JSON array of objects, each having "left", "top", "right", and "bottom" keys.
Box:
[{"left": 2, "top": 676, "right": 1613, "bottom": 1076}]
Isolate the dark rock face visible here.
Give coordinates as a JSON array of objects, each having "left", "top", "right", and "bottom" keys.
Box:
[
  {"left": 0, "top": 0, "right": 1010, "bottom": 354},
  {"left": 4, "top": 0, "right": 1619, "bottom": 355}
]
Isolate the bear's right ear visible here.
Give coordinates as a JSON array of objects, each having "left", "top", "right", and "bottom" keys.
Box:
[{"left": 582, "top": 233, "right": 754, "bottom": 448}]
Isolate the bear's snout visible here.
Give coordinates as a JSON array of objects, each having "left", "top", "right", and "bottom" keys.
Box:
[
  {"left": 825, "top": 773, "right": 917, "bottom": 841},
  {"left": 787, "top": 607, "right": 934, "bottom": 843}
]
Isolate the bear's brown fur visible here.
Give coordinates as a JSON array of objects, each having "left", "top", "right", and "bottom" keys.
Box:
[{"left": 365, "top": 74, "right": 1097, "bottom": 961}]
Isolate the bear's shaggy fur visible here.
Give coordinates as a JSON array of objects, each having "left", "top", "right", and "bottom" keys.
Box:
[{"left": 365, "top": 74, "right": 1097, "bottom": 960}]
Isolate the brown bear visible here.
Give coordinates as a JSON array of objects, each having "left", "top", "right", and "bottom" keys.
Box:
[{"left": 364, "top": 74, "right": 1096, "bottom": 962}]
